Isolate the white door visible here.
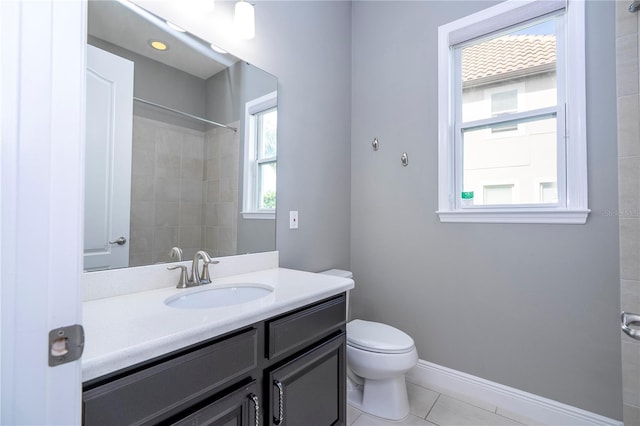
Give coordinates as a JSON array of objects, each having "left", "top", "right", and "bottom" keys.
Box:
[
  {"left": 1, "top": 1, "right": 85, "bottom": 424},
  {"left": 84, "top": 45, "right": 134, "bottom": 271}
]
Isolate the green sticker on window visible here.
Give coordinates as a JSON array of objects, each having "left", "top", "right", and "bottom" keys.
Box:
[{"left": 461, "top": 191, "right": 474, "bottom": 199}]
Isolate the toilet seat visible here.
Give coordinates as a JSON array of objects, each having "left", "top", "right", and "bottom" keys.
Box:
[{"left": 347, "top": 319, "right": 415, "bottom": 354}]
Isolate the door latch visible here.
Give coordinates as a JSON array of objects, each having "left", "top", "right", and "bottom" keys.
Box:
[
  {"left": 622, "top": 312, "right": 640, "bottom": 341},
  {"left": 48, "top": 324, "right": 85, "bottom": 366}
]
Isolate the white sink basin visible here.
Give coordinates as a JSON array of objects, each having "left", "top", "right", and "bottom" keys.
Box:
[{"left": 165, "top": 284, "right": 273, "bottom": 309}]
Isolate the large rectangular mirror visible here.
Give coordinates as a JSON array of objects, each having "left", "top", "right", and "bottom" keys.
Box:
[{"left": 84, "top": 0, "right": 277, "bottom": 271}]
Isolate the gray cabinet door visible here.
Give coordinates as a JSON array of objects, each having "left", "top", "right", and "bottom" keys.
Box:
[{"left": 267, "top": 333, "right": 346, "bottom": 426}]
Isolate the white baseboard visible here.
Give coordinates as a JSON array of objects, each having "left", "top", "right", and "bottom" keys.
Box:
[{"left": 407, "top": 360, "right": 623, "bottom": 426}]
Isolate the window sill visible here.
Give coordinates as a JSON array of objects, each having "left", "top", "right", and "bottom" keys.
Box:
[
  {"left": 436, "top": 208, "right": 590, "bottom": 224},
  {"left": 241, "top": 211, "right": 275, "bottom": 220}
]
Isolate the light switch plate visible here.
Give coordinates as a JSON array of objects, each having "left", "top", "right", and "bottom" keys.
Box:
[{"left": 289, "top": 211, "right": 299, "bottom": 229}]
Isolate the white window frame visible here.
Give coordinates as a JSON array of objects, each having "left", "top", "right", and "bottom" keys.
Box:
[
  {"left": 437, "top": 0, "right": 589, "bottom": 224},
  {"left": 242, "top": 91, "right": 277, "bottom": 220}
]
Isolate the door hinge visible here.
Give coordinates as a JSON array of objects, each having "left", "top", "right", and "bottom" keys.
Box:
[{"left": 48, "top": 324, "right": 85, "bottom": 367}]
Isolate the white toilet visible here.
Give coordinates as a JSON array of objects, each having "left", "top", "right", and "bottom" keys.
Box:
[
  {"left": 319, "top": 270, "right": 418, "bottom": 421},
  {"left": 346, "top": 319, "right": 418, "bottom": 421}
]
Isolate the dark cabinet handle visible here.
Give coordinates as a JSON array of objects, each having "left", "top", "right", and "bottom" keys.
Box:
[
  {"left": 273, "top": 380, "right": 284, "bottom": 425},
  {"left": 249, "top": 393, "right": 260, "bottom": 426}
]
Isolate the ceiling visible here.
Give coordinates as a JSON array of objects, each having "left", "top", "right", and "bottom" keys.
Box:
[{"left": 88, "top": 0, "right": 237, "bottom": 80}]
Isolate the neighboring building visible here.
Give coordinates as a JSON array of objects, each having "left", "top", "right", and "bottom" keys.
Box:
[{"left": 461, "top": 33, "right": 558, "bottom": 205}]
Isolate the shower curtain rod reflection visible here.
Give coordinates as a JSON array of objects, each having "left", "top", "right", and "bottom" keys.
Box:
[{"left": 133, "top": 97, "right": 238, "bottom": 132}]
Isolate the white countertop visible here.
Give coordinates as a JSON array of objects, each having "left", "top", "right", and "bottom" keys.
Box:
[{"left": 82, "top": 267, "right": 354, "bottom": 381}]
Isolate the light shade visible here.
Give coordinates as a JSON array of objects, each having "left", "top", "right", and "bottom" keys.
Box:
[
  {"left": 185, "top": 0, "right": 215, "bottom": 14},
  {"left": 234, "top": 1, "right": 255, "bottom": 40}
]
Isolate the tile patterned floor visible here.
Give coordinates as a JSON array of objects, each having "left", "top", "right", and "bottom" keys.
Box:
[{"left": 347, "top": 382, "right": 533, "bottom": 426}]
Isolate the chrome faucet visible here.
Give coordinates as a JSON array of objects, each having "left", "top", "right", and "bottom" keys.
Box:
[
  {"left": 167, "top": 250, "right": 219, "bottom": 288},
  {"left": 190, "top": 250, "right": 219, "bottom": 286}
]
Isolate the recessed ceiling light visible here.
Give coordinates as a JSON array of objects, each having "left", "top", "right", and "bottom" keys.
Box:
[
  {"left": 210, "top": 44, "right": 227, "bottom": 54},
  {"left": 166, "top": 21, "right": 186, "bottom": 32},
  {"left": 149, "top": 40, "right": 168, "bottom": 51}
]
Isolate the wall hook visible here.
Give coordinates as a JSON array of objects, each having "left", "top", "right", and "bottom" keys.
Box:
[
  {"left": 372, "top": 138, "right": 380, "bottom": 151},
  {"left": 401, "top": 152, "right": 409, "bottom": 167}
]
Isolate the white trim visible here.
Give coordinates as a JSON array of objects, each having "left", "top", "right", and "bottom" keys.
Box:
[
  {"left": 1, "top": 1, "right": 85, "bottom": 424},
  {"left": 446, "top": 0, "right": 565, "bottom": 46},
  {"left": 241, "top": 211, "right": 276, "bottom": 220},
  {"left": 407, "top": 360, "right": 623, "bottom": 426},
  {"left": 437, "top": 0, "right": 588, "bottom": 224},
  {"left": 437, "top": 208, "right": 589, "bottom": 224}
]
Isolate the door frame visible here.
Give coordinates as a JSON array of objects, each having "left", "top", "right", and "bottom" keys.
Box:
[{"left": 1, "top": 1, "right": 86, "bottom": 423}]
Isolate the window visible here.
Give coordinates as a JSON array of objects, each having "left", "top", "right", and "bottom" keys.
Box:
[
  {"left": 484, "top": 184, "right": 515, "bottom": 205},
  {"left": 242, "top": 91, "right": 277, "bottom": 219},
  {"left": 539, "top": 181, "right": 558, "bottom": 203},
  {"left": 437, "top": 0, "right": 588, "bottom": 224},
  {"left": 490, "top": 89, "right": 518, "bottom": 133}
]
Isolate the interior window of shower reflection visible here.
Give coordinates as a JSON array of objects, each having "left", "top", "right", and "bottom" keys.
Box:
[{"left": 457, "top": 15, "right": 560, "bottom": 207}]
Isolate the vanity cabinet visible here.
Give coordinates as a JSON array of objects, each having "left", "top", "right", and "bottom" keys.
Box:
[
  {"left": 82, "top": 293, "right": 346, "bottom": 426},
  {"left": 170, "top": 381, "right": 259, "bottom": 426},
  {"left": 267, "top": 334, "right": 345, "bottom": 426},
  {"left": 82, "top": 328, "right": 258, "bottom": 425}
]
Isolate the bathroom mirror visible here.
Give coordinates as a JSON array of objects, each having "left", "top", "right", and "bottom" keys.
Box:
[{"left": 84, "top": 0, "right": 277, "bottom": 271}]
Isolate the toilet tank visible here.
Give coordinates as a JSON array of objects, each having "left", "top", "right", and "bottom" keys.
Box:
[
  {"left": 319, "top": 269, "right": 353, "bottom": 320},
  {"left": 319, "top": 269, "right": 353, "bottom": 279}
]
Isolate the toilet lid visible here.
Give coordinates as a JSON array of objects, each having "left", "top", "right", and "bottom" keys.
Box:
[{"left": 346, "top": 319, "right": 415, "bottom": 354}]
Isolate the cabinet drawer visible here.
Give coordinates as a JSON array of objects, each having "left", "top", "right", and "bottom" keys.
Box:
[
  {"left": 266, "top": 294, "right": 345, "bottom": 359},
  {"left": 83, "top": 328, "right": 257, "bottom": 425}
]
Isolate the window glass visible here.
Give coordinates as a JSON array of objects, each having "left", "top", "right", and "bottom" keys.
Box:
[
  {"left": 539, "top": 181, "right": 558, "bottom": 203},
  {"left": 458, "top": 16, "right": 559, "bottom": 207},
  {"left": 462, "top": 116, "right": 557, "bottom": 206},
  {"left": 484, "top": 184, "right": 514, "bottom": 205},
  {"left": 258, "top": 108, "right": 277, "bottom": 159},
  {"left": 258, "top": 162, "right": 276, "bottom": 209},
  {"left": 460, "top": 18, "right": 557, "bottom": 123}
]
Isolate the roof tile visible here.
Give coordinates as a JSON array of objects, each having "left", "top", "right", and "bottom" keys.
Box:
[{"left": 462, "top": 35, "right": 556, "bottom": 82}]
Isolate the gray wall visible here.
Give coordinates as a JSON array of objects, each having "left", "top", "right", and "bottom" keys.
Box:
[
  {"left": 214, "top": 1, "right": 353, "bottom": 271},
  {"left": 206, "top": 61, "right": 277, "bottom": 125},
  {"left": 350, "top": 0, "right": 622, "bottom": 420},
  {"left": 206, "top": 62, "right": 278, "bottom": 254}
]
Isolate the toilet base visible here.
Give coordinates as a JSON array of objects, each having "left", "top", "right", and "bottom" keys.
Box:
[{"left": 347, "top": 375, "right": 410, "bottom": 421}]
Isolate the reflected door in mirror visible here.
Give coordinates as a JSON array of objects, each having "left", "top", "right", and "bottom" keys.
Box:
[{"left": 84, "top": 45, "right": 134, "bottom": 271}]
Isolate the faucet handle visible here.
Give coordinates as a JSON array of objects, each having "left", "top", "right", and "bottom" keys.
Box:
[
  {"left": 169, "top": 247, "right": 183, "bottom": 261},
  {"left": 199, "top": 257, "right": 220, "bottom": 285},
  {"left": 167, "top": 265, "right": 190, "bottom": 289}
]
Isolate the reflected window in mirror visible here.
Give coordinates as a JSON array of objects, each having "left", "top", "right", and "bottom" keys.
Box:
[{"left": 242, "top": 92, "right": 277, "bottom": 219}]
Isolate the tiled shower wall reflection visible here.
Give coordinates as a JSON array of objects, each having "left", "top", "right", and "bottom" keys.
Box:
[
  {"left": 129, "top": 116, "right": 239, "bottom": 266},
  {"left": 616, "top": 2, "right": 640, "bottom": 424},
  {"left": 203, "top": 122, "right": 240, "bottom": 258}
]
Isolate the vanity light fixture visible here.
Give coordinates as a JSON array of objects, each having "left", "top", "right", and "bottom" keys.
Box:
[
  {"left": 184, "top": 0, "right": 215, "bottom": 14},
  {"left": 166, "top": 21, "right": 186, "bottom": 32},
  {"left": 210, "top": 44, "right": 228, "bottom": 54},
  {"left": 234, "top": 0, "right": 255, "bottom": 40},
  {"left": 149, "top": 40, "right": 169, "bottom": 51}
]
